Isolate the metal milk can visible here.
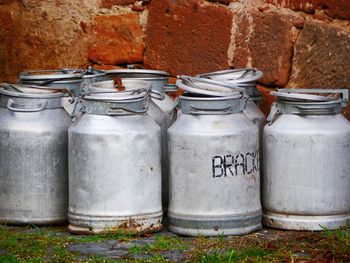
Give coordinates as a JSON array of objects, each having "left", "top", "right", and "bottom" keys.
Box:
[
  {"left": 88, "top": 79, "right": 172, "bottom": 211},
  {"left": 0, "top": 84, "right": 72, "bottom": 225},
  {"left": 58, "top": 67, "right": 106, "bottom": 95},
  {"left": 168, "top": 77, "right": 262, "bottom": 236},
  {"left": 18, "top": 69, "right": 83, "bottom": 96},
  {"left": 103, "top": 68, "right": 177, "bottom": 121},
  {"left": 68, "top": 90, "right": 162, "bottom": 234},
  {"left": 197, "top": 68, "right": 266, "bottom": 135},
  {"left": 263, "top": 89, "right": 350, "bottom": 230}
]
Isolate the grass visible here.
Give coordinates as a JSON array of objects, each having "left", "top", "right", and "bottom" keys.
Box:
[
  {"left": 197, "top": 248, "right": 274, "bottom": 263},
  {"left": 0, "top": 225, "right": 137, "bottom": 262},
  {"left": 128, "top": 235, "right": 189, "bottom": 254},
  {"left": 320, "top": 223, "right": 350, "bottom": 261},
  {"left": 0, "top": 224, "right": 350, "bottom": 262}
]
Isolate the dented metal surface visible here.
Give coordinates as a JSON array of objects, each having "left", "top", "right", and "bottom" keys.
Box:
[
  {"left": 87, "top": 79, "right": 173, "bottom": 211},
  {"left": 168, "top": 90, "right": 261, "bottom": 236},
  {"left": 263, "top": 89, "right": 350, "bottom": 230},
  {"left": 196, "top": 69, "right": 266, "bottom": 155},
  {"left": 68, "top": 90, "right": 162, "bottom": 234},
  {"left": 0, "top": 85, "right": 71, "bottom": 225}
]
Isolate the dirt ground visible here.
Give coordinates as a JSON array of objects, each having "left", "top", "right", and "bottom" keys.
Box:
[{"left": 0, "top": 221, "right": 349, "bottom": 262}]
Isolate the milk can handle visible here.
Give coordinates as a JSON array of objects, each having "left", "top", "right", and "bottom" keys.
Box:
[
  {"left": 281, "top": 89, "right": 349, "bottom": 107},
  {"left": 150, "top": 90, "right": 165, "bottom": 100},
  {"left": 189, "top": 105, "right": 232, "bottom": 115},
  {"left": 6, "top": 99, "right": 47, "bottom": 112},
  {"left": 106, "top": 104, "right": 148, "bottom": 115},
  {"left": 267, "top": 102, "right": 280, "bottom": 125}
]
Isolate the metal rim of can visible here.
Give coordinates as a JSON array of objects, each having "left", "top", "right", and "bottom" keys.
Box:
[
  {"left": 18, "top": 69, "right": 83, "bottom": 81},
  {"left": 103, "top": 69, "right": 169, "bottom": 78},
  {"left": 0, "top": 83, "right": 68, "bottom": 99},
  {"left": 87, "top": 79, "right": 153, "bottom": 94},
  {"left": 83, "top": 89, "right": 148, "bottom": 102},
  {"left": 179, "top": 93, "right": 247, "bottom": 115},
  {"left": 197, "top": 68, "right": 263, "bottom": 84},
  {"left": 271, "top": 91, "right": 337, "bottom": 102},
  {"left": 82, "top": 90, "right": 149, "bottom": 116},
  {"left": 176, "top": 76, "right": 247, "bottom": 97}
]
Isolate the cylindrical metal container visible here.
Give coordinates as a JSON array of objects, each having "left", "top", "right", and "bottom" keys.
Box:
[
  {"left": 103, "top": 69, "right": 177, "bottom": 120},
  {"left": 0, "top": 84, "right": 72, "bottom": 225},
  {"left": 88, "top": 79, "right": 172, "bottom": 211},
  {"left": 168, "top": 78, "right": 261, "bottom": 236},
  {"left": 18, "top": 69, "right": 83, "bottom": 96},
  {"left": 197, "top": 68, "right": 266, "bottom": 135},
  {"left": 68, "top": 90, "right": 162, "bottom": 234},
  {"left": 59, "top": 67, "right": 106, "bottom": 95},
  {"left": 263, "top": 89, "right": 350, "bottom": 230}
]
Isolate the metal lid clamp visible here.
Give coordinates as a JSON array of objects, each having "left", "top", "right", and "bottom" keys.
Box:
[
  {"left": 177, "top": 75, "right": 248, "bottom": 99},
  {"left": 267, "top": 88, "right": 349, "bottom": 125},
  {"left": 279, "top": 89, "right": 349, "bottom": 107}
]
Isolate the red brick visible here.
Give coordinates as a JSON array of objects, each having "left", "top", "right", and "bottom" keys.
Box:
[
  {"left": 231, "top": 10, "right": 300, "bottom": 87},
  {"left": 100, "top": 0, "right": 137, "bottom": 8},
  {"left": 0, "top": 0, "right": 15, "bottom": 4},
  {"left": 88, "top": 14, "right": 145, "bottom": 65},
  {"left": 288, "top": 21, "right": 350, "bottom": 120},
  {"left": 256, "top": 85, "right": 277, "bottom": 117},
  {"left": 0, "top": 4, "right": 21, "bottom": 82},
  {"left": 144, "top": 0, "right": 232, "bottom": 76},
  {"left": 266, "top": 0, "right": 350, "bottom": 20}
]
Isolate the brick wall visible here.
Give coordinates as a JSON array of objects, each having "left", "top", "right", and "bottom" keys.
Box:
[{"left": 1, "top": 0, "right": 350, "bottom": 117}]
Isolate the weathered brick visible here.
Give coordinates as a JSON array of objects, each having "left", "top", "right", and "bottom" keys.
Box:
[
  {"left": 144, "top": 0, "right": 232, "bottom": 76},
  {"left": 0, "top": 1, "right": 98, "bottom": 82},
  {"left": 88, "top": 13, "right": 145, "bottom": 65},
  {"left": 0, "top": 0, "right": 15, "bottom": 4},
  {"left": 100, "top": 0, "right": 137, "bottom": 9},
  {"left": 257, "top": 85, "right": 277, "bottom": 117},
  {"left": 231, "top": 10, "right": 301, "bottom": 87},
  {"left": 0, "top": 3, "right": 22, "bottom": 82},
  {"left": 266, "top": 0, "right": 350, "bottom": 20},
  {"left": 288, "top": 21, "right": 350, "bottom": 119}
]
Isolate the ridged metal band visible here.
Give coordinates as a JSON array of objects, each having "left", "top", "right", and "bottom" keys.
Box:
[
  {"left": 168, "top": 210, "right": 262, "bottom": 236},
  {"left": 180, "top": 95, "right": 247, "bottom": 115}
]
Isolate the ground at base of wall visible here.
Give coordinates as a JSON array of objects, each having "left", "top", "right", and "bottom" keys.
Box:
[{"left": 0, "top": 221, "right": 349, "bottom": 262}]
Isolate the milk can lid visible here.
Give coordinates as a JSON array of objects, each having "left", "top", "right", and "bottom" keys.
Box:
[
  {"left": 103, "top": 68, "right": 169, "bottom": 78},
  {"left": 84, "top": 89, "right": 148, "bottom": 102},
  {"left": 197, "top": 68, "right": 263, "bottom": 83},
  {"left": 176, "top": 75, "right": 246, "bottom": 98},
  {"left": 58, "top": 67, "right": 106, "bottom": 79},
  {"left": 271, "top": 91, "right": 337, "bottom": 102},
  {"left": 19, "top": 69, "right": 83, "bottom": 81},
  {"left": 0, "top": 83, "right": 68, "bottom": 98}
]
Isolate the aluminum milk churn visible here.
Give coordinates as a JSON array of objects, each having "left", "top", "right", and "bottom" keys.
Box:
[
  {"left": 198, "top": 68, "right": 266, "bottom": 135},
  {"left": 88, "top": 79, "right": 172, "bottom": 211},
  {"left": 168, "top": 77, "right": 262, "bottom": 236},
  {"left": 68, "top": 90, "right": 162, "bottom": 234},
  {"left": 103, "top": 68, "right": 177, "bottom": 122},
  {"left": 0, "top": 84, "right": 72, "bottom": 224},
  {"left": 263, "top": 89, "right": 350, "bottom": 230},
  {"left": 18, "top": 69, "right": 83, "bottom": 96},
  {"left": 59, "top": 67, "right": 106, "bottom": 95}
]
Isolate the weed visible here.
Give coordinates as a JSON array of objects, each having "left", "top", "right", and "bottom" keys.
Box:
[
  {"left": 0, "top": 255, "right": 19, "bottom": 263},
  {"left": 321, "top": 223, "right": 350, "bottom": 249},
  {"left": 128, "top": 235, "right": 188, "bottom": 255},
  {"left": 197, "top": 248, "right": 273, "bottom": 262}
]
